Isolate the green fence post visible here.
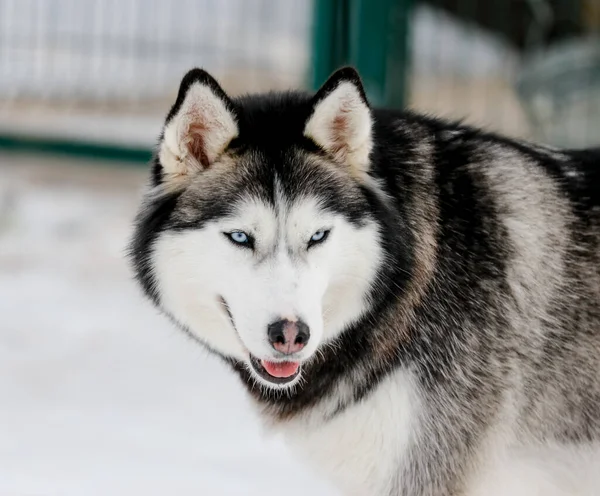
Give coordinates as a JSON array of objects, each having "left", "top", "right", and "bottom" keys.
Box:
[
  {"left": 311, "top": 0, "right": 348, "bottom": 91},
  {"left": 385, "top": 0, "right": 414, "bottom": 108},
  {"left": 311, "top": 0, "right": 413, "bottom": 108}
]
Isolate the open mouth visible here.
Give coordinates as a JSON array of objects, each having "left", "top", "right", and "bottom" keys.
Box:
[
  {"left": 249, "top": 355, "right": 301, "bottom": 385},
  {"left": 219, "top": 297, "right": 302, "bottom": 386}
]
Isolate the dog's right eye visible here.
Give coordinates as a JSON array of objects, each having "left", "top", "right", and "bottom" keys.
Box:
[{"left": 224, "top": 231, "right": 254, "bottom": 249}]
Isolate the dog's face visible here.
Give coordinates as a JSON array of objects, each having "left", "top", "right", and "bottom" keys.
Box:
[{"left": 130, "top": 68, "right": 384, "bottom": 389}]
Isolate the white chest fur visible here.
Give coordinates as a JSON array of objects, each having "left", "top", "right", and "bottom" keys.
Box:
[{"left": 282, "top": 370, "right": 417, "bottom": 496}]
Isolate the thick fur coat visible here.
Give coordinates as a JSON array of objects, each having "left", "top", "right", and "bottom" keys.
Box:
[{"left": 129, "top": 67, "right": 600, "bottom": 495}]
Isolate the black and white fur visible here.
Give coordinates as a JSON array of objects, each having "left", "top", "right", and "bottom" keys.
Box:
[{"left": 129, "top": 67, "right": 600, "bottom": 495}]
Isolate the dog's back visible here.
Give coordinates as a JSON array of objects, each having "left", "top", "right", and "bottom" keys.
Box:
[
  {"left": 507, "top": 145, "right": 600, "bottom": 443},
  {"left": 379, "top": 117, "right": 600, "bottom": 494}
]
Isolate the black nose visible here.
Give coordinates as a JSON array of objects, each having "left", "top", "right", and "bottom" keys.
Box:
[{"left": 267, "top": 319, "right": 310, "bottom": 355}]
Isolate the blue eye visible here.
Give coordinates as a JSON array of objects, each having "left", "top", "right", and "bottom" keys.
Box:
[
  {"left": 308, "top": 229, "right": 330, "bottom": 248},
  {"left": 225, "top": 231, "right": 253, "bottom": 248},
  {"left": 230, "top": 231, "right": 248, "bottom": 243},
  {"left": 311, "top": 231, "right": 326, "bottom": 242}
]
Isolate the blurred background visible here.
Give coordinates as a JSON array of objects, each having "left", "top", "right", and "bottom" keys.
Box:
[{"left": 0, "top": 1, "right": 598, "bottom": 495}]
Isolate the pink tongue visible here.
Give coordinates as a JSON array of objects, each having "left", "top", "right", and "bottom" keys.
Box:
[{"left": 261, "top": 360, "right": 300, "bottom": 378}]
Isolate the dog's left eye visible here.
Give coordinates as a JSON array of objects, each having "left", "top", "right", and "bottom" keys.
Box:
[
  {"left": 225, "top": 231, "right": 254, "bottom": 249},
  {"left": 308, "top": 229, "right": 330, "bottom": 248}
]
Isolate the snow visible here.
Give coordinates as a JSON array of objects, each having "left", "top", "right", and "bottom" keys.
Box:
[{"left": 0, "top": 153, "right": 339, "bottom": 496}]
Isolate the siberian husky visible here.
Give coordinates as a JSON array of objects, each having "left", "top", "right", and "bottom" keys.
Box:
[{"left": 129, "top": 67, "right": 600, "bottom": 495}]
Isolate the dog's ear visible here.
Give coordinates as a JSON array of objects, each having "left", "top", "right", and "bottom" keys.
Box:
[
  {"left": 304, "top": 67, "right": 373, "bottom": 176},
  {"left": 158, "top": 68, "right": 238, "bottom": 184}
]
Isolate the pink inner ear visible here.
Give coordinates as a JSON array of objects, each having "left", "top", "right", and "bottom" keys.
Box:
[
  {"left": 330, "top": 103, "right": 352, "bottom": 156},
  {"left": 186, "top": 122, "right": 210, "bottom": 169}
]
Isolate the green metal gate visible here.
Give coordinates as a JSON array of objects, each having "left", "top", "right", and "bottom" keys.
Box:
[{"left": 311, "top": 0, "right": 413, "bottom": 108}]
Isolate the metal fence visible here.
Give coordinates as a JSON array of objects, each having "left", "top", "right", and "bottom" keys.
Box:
[
  {"left": 0, "top": 0, "right": 313, "bottom": 157},
  {"left": 0, "top": 0, "right": 598, "bottom": 159}
]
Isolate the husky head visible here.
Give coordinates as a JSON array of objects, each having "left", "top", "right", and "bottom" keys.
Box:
[{"left": 130, "top": 67, "right": 394, "bottom": 390}]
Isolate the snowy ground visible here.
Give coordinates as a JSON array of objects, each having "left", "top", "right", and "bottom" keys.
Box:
[{"left": 0, "top": 152, "right": 339, "bottom": 496}]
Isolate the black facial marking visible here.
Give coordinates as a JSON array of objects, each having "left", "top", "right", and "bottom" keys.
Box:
[{"left": 128, "top": 192, "right": 181, "bottom": 305}]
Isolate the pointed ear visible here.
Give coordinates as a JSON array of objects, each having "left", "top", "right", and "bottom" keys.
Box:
[
  {"left": 158, "top": 68, "right": 238, "bottom": 184},
  {"left": 304, "top": 67, "right": 373, "bottom": 176}
]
